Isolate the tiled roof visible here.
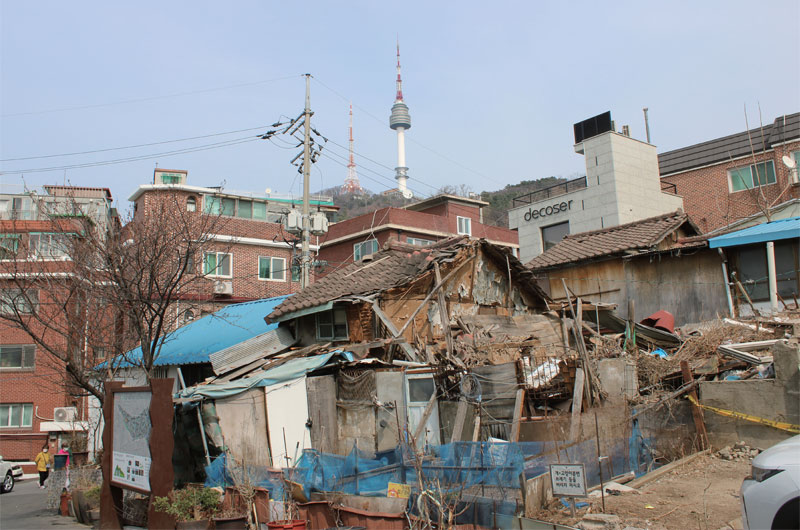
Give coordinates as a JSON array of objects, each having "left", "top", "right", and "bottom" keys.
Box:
[
  {"left": 526, "top": 211, "right": 700, "bottom": 270},
  {"left": 267, "top": 237, "right": 548, "bottom": 321},
  {"left": 658, "top": 112, "right": 800, "bottom": 176}
]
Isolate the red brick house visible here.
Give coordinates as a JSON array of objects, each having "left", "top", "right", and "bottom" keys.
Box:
[
  {"left": 130, "top": 169, "right": 336, "bottom": 316},
  {"left": 0, "top": 186, "right": 116, "bottom": 463},
  {"left": 659, "top": 112, "right": 800, "bottom": 233},
  {"left": 316, "top": 194, "right": 519, "bottom": 275}
]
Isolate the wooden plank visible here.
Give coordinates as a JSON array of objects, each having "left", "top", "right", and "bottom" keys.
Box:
[
  {"left": 681, "top": 360, "right": 709, "bottom": 451},
  {"left": 627, "top": 449, "right": 711, "bottom": 489},
  {"left": 629, "top": 379, "right": 702, "bottom": 421},
  {"left": 370, "top": 302, "right": 419, "bottom": 361},
  {"left": 412, "top": 391, "right": 438, "bottom": 444},
  {"left": 450, "top": 398, "right": 468, "bottom": 443},
  {"left": 393, "top": 256, "right": 475, "bottom": 339},
  {"left": 471, "top": 413, "right": 481, "bottom": 442},
  {"left": 561, "top": 279, "right": 593, "bottom": 405},
  {"left": 510, "top": 388, "right": 525, "bottom": 442},
  {"left": 433, "top": 261, "right": 453, "bottom": 361},
  {"left": 568, "top": 368, "right": 585, "bottom": 441}
]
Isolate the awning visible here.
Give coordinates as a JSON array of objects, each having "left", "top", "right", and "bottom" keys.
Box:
[
  {"left": 709, "top": 217, "right": 800, "bottom": 248},
  {"left": 39, "top": 421, "right": 89, "bottom": 432}
]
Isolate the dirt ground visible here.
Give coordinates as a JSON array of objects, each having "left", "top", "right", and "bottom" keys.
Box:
[{"left": 534, "top": 454, "right": 750, "bottom": 530}]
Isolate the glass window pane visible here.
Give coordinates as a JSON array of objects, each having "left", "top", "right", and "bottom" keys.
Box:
[
  {"left": 730, "top": 168, "right": 753, "bottom": 191},
  {"left": 238, "top": 200, "right": 252, "bottom": 218},
  {"left": 204, "top": 253, "right": 216, "bottom": 274},
  {"left": 0, "top": 406, "right": 8, "bottom": 426},
  {"left": 272, "top": 258, "right": 285, "bottom": 280},
  {"left": 0, "top": 346, "right": 22, "bottom": 368},
  {"left": 541, "top": 221, "right": 570, "bottom": 251},
  {"left": 408, "top": 378, "right": 435, "bottom": 402},
  {"left": 219, "top": 254, "right": 231, "bottom": 276},
  {"left": 9, "top": 405, "right": 21, "bottom": 427},
  {"left": 259, "top": 257, "right": 270, "bottom": 279},
  {"left": 22, "top": 404, "right": 32, "bottom": 427},
  {"left": 753, "top": 161, "right": 776, "bottom": 186},
  {"left": 222, "top": 198, "right": 236, "bottom": 216},
  {"left": 204, "top": 196, "right": 221, "bottom": 214},
  {"left": 253, "top": 202, "right": 267, "bottom": 220},
  {"left": 775, "top": 240, "right": 798, "bottom": 299},
  {"left": 734, "top": 245, "right": 768, "bottom": 301}
]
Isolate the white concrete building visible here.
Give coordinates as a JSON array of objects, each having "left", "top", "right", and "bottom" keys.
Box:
[{"left": 509, "top": 118, "right": 684, "bottom": 263}]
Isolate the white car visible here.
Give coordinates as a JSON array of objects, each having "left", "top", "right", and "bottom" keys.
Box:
[
  {"left": 741, "top": 435, "right": 800, "bottom": 529},
  {"left": 0, "top": 455, "right": 24, "bottom": 493}
]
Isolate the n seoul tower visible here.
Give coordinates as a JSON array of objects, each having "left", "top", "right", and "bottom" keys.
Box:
[{"left": 389, "top": 41, "right": 412, "bottom": 199}]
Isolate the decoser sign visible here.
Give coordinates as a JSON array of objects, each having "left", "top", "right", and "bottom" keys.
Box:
[{"left": 523, "top": 200, "right": 573, "bottom": 222}]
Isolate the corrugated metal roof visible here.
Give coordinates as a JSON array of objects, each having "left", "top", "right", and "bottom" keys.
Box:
[
  {"left": 658, "top": 113, "right": 800, "bottom": 176},
  {"left": 708, "top": 217, "right": 800, "bottom": 248},
  {"left": 114, "top": 295, "right": 290, "bottom": 368}
]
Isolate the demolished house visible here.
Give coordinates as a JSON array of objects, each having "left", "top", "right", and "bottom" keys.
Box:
[{"left": 162, "top": 236, "right": 799, "bottom": 529}]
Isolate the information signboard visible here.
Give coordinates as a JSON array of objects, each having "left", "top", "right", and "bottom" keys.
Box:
[
  {"left": 111, "top": 391, "right": 152, "bottom": 492},
  {"left": 549, "top": 463, "right": 587, "bottom": 497}
]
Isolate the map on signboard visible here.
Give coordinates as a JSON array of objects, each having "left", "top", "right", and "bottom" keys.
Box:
[{"left": 112, "top": 391, "right": 152, "bottom": 491}]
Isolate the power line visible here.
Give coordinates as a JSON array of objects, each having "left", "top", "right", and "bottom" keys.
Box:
[
  {"left": 0, "top": 136, "right": 260, "bottom": 175},
  {"left": 1, "top": 125, "right": 273, "bottom": 162},
  {"left": 3, "top": 74, "right": 300, "bottom": 118}
]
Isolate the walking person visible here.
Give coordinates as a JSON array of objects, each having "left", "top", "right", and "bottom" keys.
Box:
[{"left": 34, "top": 445, "right": 52, "bottom": 489}]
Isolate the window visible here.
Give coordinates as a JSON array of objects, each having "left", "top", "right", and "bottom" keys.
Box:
[
  {"left": 0, "top": 289, "right": 38, "bottom": 314},
  {"left": 180, "top": 309, "right": 195, "bottom": 325},
  {"left": 457, "top": 216, "right": 472, "bottom": 236},
  {"left": 729, "top": 161, "right": 776, "bottom": 192},
  {"left": 203, "top": 252, "right": 231, "bottom": 277},
  {"left": 29, "top": 233, "right": 70, "bottom": 259},
  {"left": 353, "top": 239, "right": 379, "bottom": 261},
  {"left": 316, "top": 308, "right": 348, "bottom": 340},
  {"left": 0, "top": 403, "right": 33, "bottom": 428},
  {"left": 204, "top": 196, "right": 221, "bottom": 215},
  {"left": 407, "top": 237, "right": 434, "bottom": 247},
  {"left": 0, "top": 234, "right": 20, "bottom": 258},
  {"left": 253, "top": 202, "right": 267, "bottom": 220},
  {"left": 258, "top": 256, "right": 286, "bottom": 281},
  {"left": 0, "top": 345, "right": 35, "bottom": 369},
  {"left": 161, "top": 174, "right": 181, "bottom": 184},
  {"left": 186, "top": 197, "right": 196, "bottom": 212},
  {"left": 238, "top": 200, "right": 252, "bottom": 219},
  {"left": 541, "top": 221, "right": 569, "bottom": 251}
]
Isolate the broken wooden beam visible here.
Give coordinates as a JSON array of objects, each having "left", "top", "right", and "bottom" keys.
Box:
[
  {"left": 510, "top": 388, "right": 525, "bottom": 442},
  {"left": 450, "top": 398, "right": 468, "bottom": 443},
  {"left": 681, "top": 360, "right": 709, "bottom": 451},
  {"left": 568, "top": 367, "right": 585, "bottom": 442},
  {"left": 369, "top": 302, "right": 419, "bottom": 362},
  {"left": 434, "top": 261, "right": 454, "bottom": 362}
]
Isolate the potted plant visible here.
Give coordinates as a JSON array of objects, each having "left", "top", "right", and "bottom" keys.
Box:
[{"left": 153, "top": 486, "right": 220, "bottom": 529}]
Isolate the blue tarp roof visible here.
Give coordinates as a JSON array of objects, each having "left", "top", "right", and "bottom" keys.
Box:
[
  {"left": 110, "top": 295, "right": 289, "bottom": 368},
  {"left": 175, "top": 351, "right": 341, "bottom": 400},
  {"left": 708, "top": 217, "right": 800, "bottom": 248}
]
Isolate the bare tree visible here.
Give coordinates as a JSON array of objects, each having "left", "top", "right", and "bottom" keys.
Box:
[{"left": 0, "top": 190, "right": 232, "bottom": 405}]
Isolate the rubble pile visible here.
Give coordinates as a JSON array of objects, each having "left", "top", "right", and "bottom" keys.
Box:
[{"left": 715, "top": 441, "right": 761, "bottom": 461}]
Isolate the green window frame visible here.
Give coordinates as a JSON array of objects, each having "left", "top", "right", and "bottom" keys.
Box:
[
  {"left": 0, "top": 345, "right": 35, "bottom": 369},
  {"left": 204, "top": 195, "right": 222, "bottom": 214},
  {"left": 203, "top": 252, "right": 231, "bottom": 277},
  {"left": 258, "top": 256, "right": 286, "bottom": 281},
  {"left": 354, "top": 238, "right": 379, "bottom": 261},
  {"left": 253, "top": 202, "right": 267, "bottom": 220},
  {"left": 316, "top": 308, "right": 348, "bottom": 341},
  {"left": 0, "top": 403, "right": 33, "bottom": 428},
  {"left": 0, "top": 234, "right": 20, "bottom": 258},
  {"left": 729, "top": 161, "right": 777, "bottom": 192}
]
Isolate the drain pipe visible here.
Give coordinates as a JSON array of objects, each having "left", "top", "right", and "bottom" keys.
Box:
[
  {"left": 766, "top": 242, "right": 779, "bottom": 313},
  {"left": 717, "top": 248, "right": 736, "bottom": 318},
  {"left": 177, "top": 367, "right": 211, "bottom": 466}
]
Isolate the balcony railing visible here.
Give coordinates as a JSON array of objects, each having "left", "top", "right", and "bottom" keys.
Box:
[
  {"left": 0, "top": 209, "right": 39, "bottom": 221},
  {"left": 511, "top": 176, "right": 588, "bottom": 208}
]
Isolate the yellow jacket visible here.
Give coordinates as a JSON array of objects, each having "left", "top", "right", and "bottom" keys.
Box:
[{"left": 34, "top": 451, "right": 51, "bottom": 472}]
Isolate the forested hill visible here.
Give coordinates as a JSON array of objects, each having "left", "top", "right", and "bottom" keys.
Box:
[{"left": 317, "top": 175, "right": 572, "bottom": 228}]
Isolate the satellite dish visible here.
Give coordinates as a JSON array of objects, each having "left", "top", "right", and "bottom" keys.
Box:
[
  {"left": 402, "top": 189, "right": 413, "bottom": 199},
  {"left": 782, "top": 155, "right": 797, "bottom": 169}
]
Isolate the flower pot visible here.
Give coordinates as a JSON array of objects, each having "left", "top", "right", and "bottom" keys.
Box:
[
  {"left": 213, "top": 515, "right": 248, "bottom": 530},
  {"left": 176, "top": 520, "right": 212, "bottom": 530},
  {"left": 266, "top": 520, "right": 307, "bottom": 530}
]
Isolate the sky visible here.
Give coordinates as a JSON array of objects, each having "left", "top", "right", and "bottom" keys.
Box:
[{"left": 1, "top": 1, "right": 799, "bottom": 213}]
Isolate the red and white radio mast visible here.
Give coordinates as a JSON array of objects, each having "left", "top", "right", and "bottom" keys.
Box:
[{"left": 342, "top": 104, "right": 365, "bottom": 195}]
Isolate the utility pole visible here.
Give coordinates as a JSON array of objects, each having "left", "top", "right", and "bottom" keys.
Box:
[{"left": 301, "top": 74, "right": 312, "bottom": 289}]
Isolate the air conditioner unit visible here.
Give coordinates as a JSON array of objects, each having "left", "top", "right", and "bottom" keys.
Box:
[
  {"left": 54, "top": 407, "right": 78, "bottom": 422},
  {"left": 213, "top": 280, "right": 233, "bottom": 295}
]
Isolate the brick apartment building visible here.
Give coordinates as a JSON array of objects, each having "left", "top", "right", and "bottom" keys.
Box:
[
  {"left": 316, "top": 194, "right": 519, "bottom": 274},
  {"left": 0, "top": 185, "right": 116, "bottom": 462},
  {"left": 659, "top": 112, "right": 800, "bottom": 233},
  {"left": 130, "top": 169, "right": 338, "bottom": 318}
]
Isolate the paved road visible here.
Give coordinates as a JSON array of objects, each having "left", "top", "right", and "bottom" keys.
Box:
[{"left": 0, "top": 477, "right": 89, "bottom": 530}]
